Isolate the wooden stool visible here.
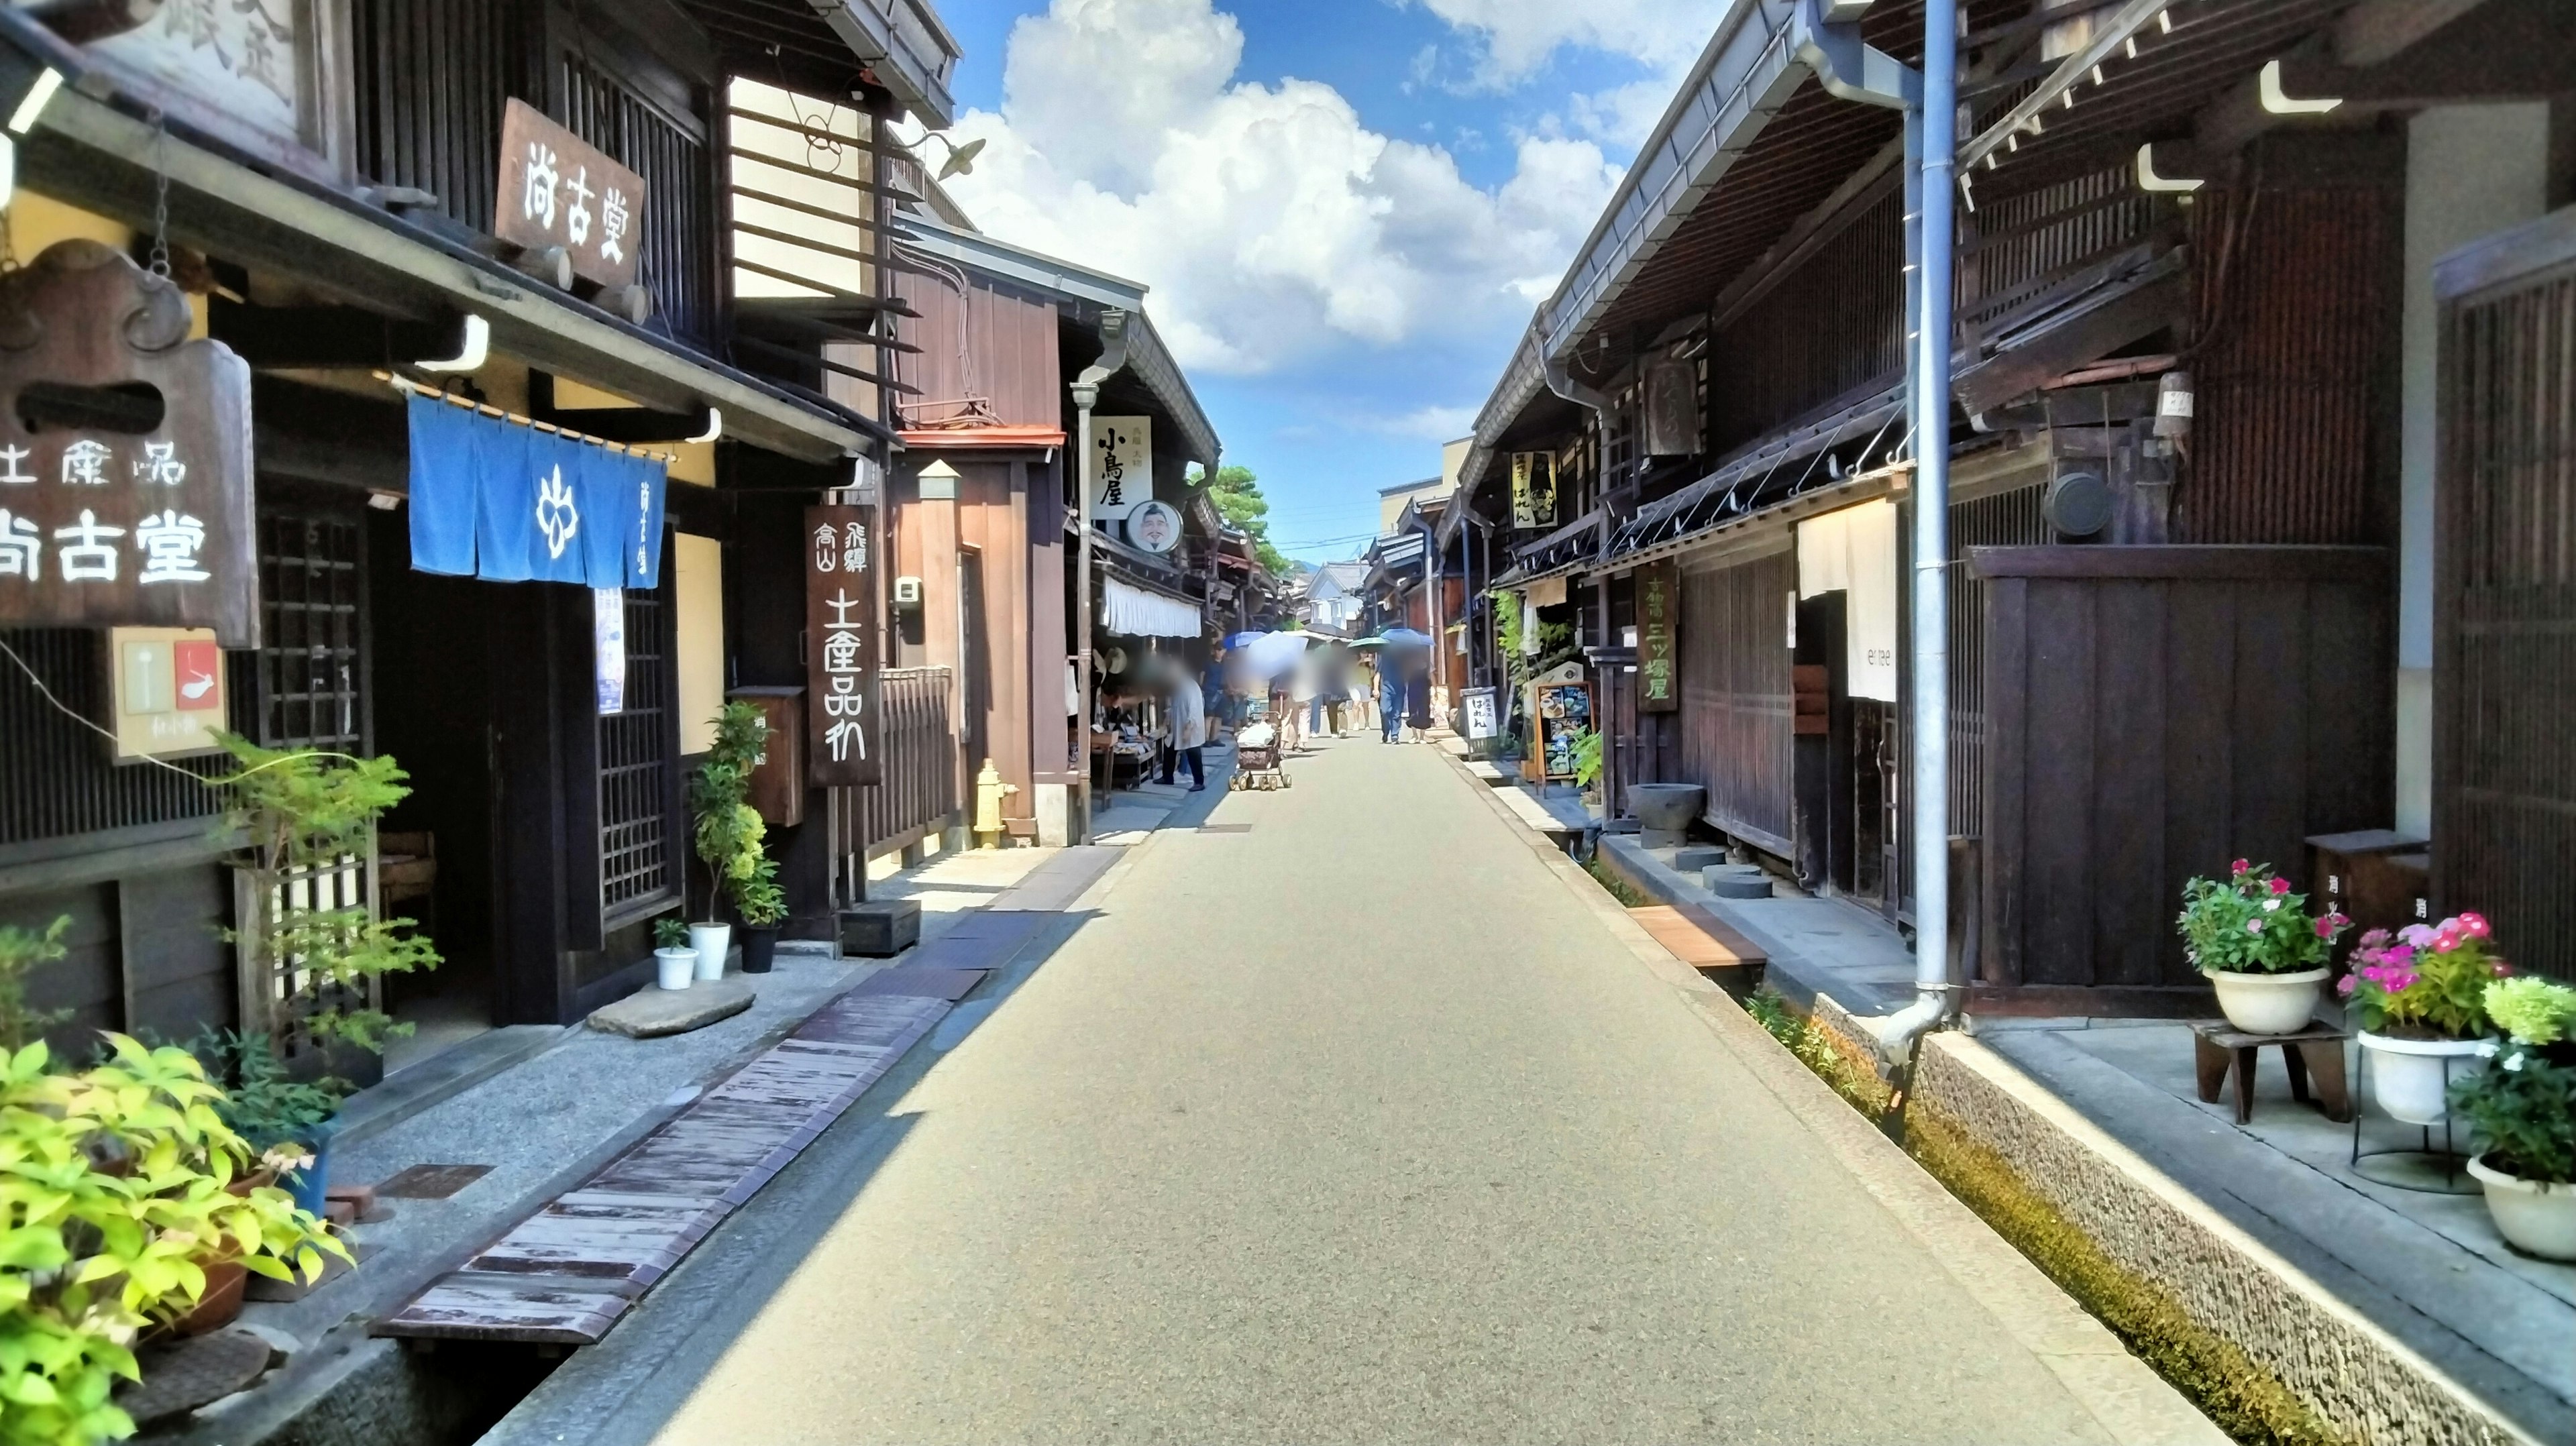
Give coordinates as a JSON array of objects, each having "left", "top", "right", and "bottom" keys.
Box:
[{"left": 2190, "top": 1020, "right": 2353, "bottom": 1125}]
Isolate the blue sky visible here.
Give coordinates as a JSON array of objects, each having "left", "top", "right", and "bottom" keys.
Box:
[{"left": 926, "top": 0, "right": 1723, "bottom": 562}]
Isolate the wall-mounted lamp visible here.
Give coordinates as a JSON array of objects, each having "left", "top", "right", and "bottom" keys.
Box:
[
  {"left": 2259, "top": 59, "right": 2341, "bottom": 116},
  {"left": 415, "top": 314, "right": 490, "bottom": 374},
  {"left": 2135, "top": 143, "right": 2204, "bottom": 194}
]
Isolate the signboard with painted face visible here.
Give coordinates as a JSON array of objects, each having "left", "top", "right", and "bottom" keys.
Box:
[
  {"left": 1087, "top": 416, "right": 1150, "bottom": 521},
  {"left": 497, "top": 99, "right": 648, "bottom": 290},
  {"left": 1127, "top": 499, "right": 1182, "bottom": 553},
  {"left": 805, "top": 504, "right": 881, "bottom": 787},
  {"left": 0, "top": 243, "right": 258, "bottom": 647},
  {"left": 1510, "top": 451, "right": 1557, "bottom": 529}
]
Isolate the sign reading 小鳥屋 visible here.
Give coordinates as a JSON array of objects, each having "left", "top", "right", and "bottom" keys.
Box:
[
  {"left": 1087, "top": 416, "right": 1150, "bottom": 521},
  {"left": 497, "top": 99, "right": 647, "bottom": 290},
  {"left": 806, "top": 504, "right": 881, "bottom": 787},
  {"left": 0, "top": 243, "right": 258, "bottom": 648}
]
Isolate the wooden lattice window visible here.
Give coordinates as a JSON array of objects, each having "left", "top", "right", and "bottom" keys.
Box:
[
  {"left": 254, "top": 508, "right": 370, "bottom": 753},
  {"left": 599, "top": 583, "right": 676, "bottom": 920}
]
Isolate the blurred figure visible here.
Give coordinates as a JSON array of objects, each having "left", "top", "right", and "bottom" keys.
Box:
[
  {"left": 1160, "top": 661, "right": 1206, "bottom": 791},
  {"left": 1379, "top": 660, "right": 1402, "bottom": 743}
]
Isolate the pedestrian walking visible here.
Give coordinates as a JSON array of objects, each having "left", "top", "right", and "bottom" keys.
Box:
[
  {"left": 1379, "top": 663, "right": 1402, "bottom": 743},
  {"left": 1159, "top": 666, "right": 1207, "bottom": 791},
  {"left": 1404, "top": 655, "right": 1432, "bottom": 742}
]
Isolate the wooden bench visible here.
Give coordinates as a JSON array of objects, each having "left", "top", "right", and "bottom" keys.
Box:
[{"left": 1629, "top": 903, "right": 1768, "bottom": 994}]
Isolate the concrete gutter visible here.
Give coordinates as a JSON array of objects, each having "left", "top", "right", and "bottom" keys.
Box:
[{"left": 1911, "top": 1033, "right": 2546, "bottom": 1446}]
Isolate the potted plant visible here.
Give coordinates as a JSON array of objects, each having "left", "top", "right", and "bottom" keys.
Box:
[
  {"left": 686, "top": 703, "right": 772, "bottom": 981},
  {"left": 653, "top": 916, "right": 697, "bottom": 992},
  {"left": 2179, "top": 860, "right": 2348, "bottom": 1035},
  {"left": 1572, "top": 728, "right": 1605, "bottom": 822},
  {"left": 0, "top": 1033, "right": 345, "bottom": 1441},
  {"left": 735, "top": 860, "right": 785, "bottom": 976},
  {"left": 2451, "top": 978, "right": 2576, "bottom": 1260},
  {"left": 199, "top": 1032, "right": 345, "bottom": 1218},
  {"left": 2340, "top": 913, "right": 2509, "bottom": 1125}
]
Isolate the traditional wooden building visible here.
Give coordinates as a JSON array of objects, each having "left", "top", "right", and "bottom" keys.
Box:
[
  {"left": 1466, "top": 0, "right": 2576, "bottom": 1009},
  {"left": 882, "top": 215, "right": 1223, "bottom": 844},
  {"left": 0, "top": 0, "right": 965, "bottom": 1066}
]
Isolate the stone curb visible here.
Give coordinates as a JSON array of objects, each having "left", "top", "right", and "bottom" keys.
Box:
[
  {"left": 1436, "top": 752, "right": 2226, "bottom": 1446},
  {"left": 1912, "top": 1032, "right": 2543, "bottom": 1446}
]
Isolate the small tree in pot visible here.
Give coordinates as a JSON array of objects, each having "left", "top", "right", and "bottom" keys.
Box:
[
  {"left": 2180, "top": 860, "right": 2347, "bottom": 1036},
  {"left": 2451, "top": 978, "right": 2576, "bottom": 1260},
  {"left": 685, "top": 703, "right": 772, "bottom": 981},
  {"left": 735, "top": 859, "right": 786, "bottom": 975}
]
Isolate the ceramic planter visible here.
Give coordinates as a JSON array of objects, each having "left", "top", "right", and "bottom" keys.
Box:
[
  {"left": 2467, "top": 1155, "right": 2576, "bottom": 1262},
  {"left": 689, "top": 923, "right": 732, "bottom": 982},
  {"left": 740, "top": 926, "right": 779, "bottom": 975},
  {"left": 168, "top": 1261, "right": 250, "bottom": 1336},
  {"left": 2202, "top": 968, "right": 2327, "bottom": 1036},
  {"left": 282, "top": 1117, "right": 338, "bottom": 1219},
  {"left": 2357, "top": 1032, "right": 2488, "bottom": 1125},
  {"left": 655, "top": 947, "right": 698, "bottom": 991}
]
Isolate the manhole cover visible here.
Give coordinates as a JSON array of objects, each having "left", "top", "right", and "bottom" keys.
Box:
[
  {"left": 376, "top": 1164, "right": 493, "bottom": 1199},
  {"left": 119, "top": 1329, "right": 272, "bottom": 1427},
  {"left": 1197, "top": 824, "right": 1252, "bottom": 834}
]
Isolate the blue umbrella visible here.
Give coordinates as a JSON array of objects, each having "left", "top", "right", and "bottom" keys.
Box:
[
  {"left": 1222, "top": 631, "right": 1267, "bottom": 650},
  {"left": 1379, "top": 627, "right": 1434, "bottom": 648}
]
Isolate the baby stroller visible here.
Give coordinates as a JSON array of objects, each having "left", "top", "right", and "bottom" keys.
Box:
[{"left": 1230, "top": 704, "right": 1291, "bottom": 791}]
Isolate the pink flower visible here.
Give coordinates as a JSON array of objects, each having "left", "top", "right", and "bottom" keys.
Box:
[
  {"left": 2231, "top": 858, "right": 2249, "bottom": 877},
  {"left": 2399, "top": 924, "right": 2435, "bottom": 948},
  {"left": 2491, "top": 960, "right": 2513, "bottom": 978},
  {"left": 2268, "top": 877, "right": 2291, "bottom": 896},
  {"left": 2459, "top": 912, "right": 2491, "bottom": 939},
  {"left": 2359, "top": 928, "right": 2391, "bottom": 948},
  {"left": 2337, "top": 975, "right": 2357, "bottom": 997},
  {"left": 2384, "top": 944, "right": 2416, "bottom": 968},
  {"left": 2434, "top": 928, "right": 2463, "bottom": 953},
  {"left": 2313, "top": 916, "right": 2337, "bottom": 939},
  {"left": 2244, "top": 918, "right": 2266, "bottom": 936}
]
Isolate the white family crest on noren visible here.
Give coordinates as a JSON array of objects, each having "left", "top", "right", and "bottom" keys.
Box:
[{"left": 535, "top": 466, "right": 580, "bottom": 559}]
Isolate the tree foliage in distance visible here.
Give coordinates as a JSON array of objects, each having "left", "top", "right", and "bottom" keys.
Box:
[{"left": 1190, "top": 464, "right": 1290, "bottom": 577}]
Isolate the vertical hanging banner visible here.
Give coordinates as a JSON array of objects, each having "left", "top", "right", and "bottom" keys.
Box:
[
  {"left": 1087, "top": 416, "right": 1150, "bottom": 520},
  {"left": 0, "top": 243, "right": 258, "bottom": 647},
  {"left": 1509, "top": 451, "right": 1557, "bottom": 529},
  {"left": 805, "top": 504, "right": 881, "bottom": 786},
  {"left": 404, "top": 393, "right": 665, "bottom": 590},
  {"left": 1637, "top": 560, "right": 1679, "bottom": 712}
]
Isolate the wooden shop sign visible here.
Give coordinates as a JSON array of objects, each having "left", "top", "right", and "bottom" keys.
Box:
[
  {"left": 496, "top": 99, "right": 647, "bottom": 290},
  {"left": 1637, "top": 560, "right": 1678, "bottom": 713},
  {"left": 0, "top": 243, "right": 258, "bottom": 647},
  {"left": 805, "top": 504, "right": 881, "bottom": 787}
]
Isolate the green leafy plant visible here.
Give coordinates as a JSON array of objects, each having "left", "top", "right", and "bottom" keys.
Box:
[
  {"left": 213, "top": 735, "right": 441, "bottom": 1055},
  {"left": 0, "top": 1036, "right": 345, "bottom": 1445},
  {"left": 0, "top": 921, "right": 72, "bottom": 1053},
  {"left": 1493, "top": 590, "right": 1574, "bottom": 691},
  {"left": 688, "top": 704, "right": 771, "bottom": 924},
  {"left": 2177, "top": 860, "right": 2346, "bottom": 977},
  {"left": 2337, "top": 913, "right": 2508, "bottom": 1039},
  {"left": 733, "top": 860, "right": 787, "bottom": 930},
  {"left": 193, "top": 1033, "right": 340, "bottom": 1157},
  {"left": 2451, "top": 979, "right": 2576, "bottom": 1184},
  {"left": 1570, "top": 728, "right": 1604, "bottom": 794},
  {"left": 653, "top": 917, "right": 691, "bottom": 952}
]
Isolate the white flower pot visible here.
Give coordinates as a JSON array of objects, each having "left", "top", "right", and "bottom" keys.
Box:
[
  {"left": 688, "top": 923, "right": 732, "bottom": 982},
  {"left": 654, "top": 947, "right": 697, "bottom": 991},
  {"left": 2467, "top": 1155, "right": 2576, "bottom": 1262},
  {"left": 2202, "top": 968, "right": 2326, "bottom": 1036},
  {"left": 2357, "top": 1032, "right": 2489, "bottom": 1126}
]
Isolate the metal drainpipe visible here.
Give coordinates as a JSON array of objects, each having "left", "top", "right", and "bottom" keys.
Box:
[
  {"left": 1874, "top": 0, "right": 1957, "bottom": 1060},
  {"left": 1421, "top": 512, "right": 1445, "bottom": 711},
  {"left": 1070, "top": 311, "right": 1131, "bottom": 845}
]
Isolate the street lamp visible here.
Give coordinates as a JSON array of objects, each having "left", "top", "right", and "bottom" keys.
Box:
[{"left": 910, "top": 132, "right": 985, "bottom": 182}]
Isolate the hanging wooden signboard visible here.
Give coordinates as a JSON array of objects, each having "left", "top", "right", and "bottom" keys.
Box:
[
  {"left": 0, "top": 243, "right": 258, "bottom": 647},
  {"left": 1637, "top": 560, "right": 1679, "bottom": 712},
  {"left": 1510, "top": 450, "right": 1556, "bottom": 529},
  {"left": 805, "top": 504, "right": 881, "bottom": 787},
  {"left": 496, "top": 99, "right": 647, "bottom": 290},
  {"left": 1087, "top": 415, "right": 1150, "bottom": 521}
]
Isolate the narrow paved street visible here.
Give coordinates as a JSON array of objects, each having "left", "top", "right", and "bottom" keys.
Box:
[{"left": 502, "top": 737, "right": 2192, "bottom": 1446}]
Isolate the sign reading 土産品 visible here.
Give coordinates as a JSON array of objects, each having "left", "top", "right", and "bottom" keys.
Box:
[
  {"left": 497, "top": 99, "right": 647, "bottom": 290},
  {"left": 806, "top": 504, "right": 881, "bottom": 787},
  {"left": 0, "top": 243, "right": 258, "bottom": 648}
]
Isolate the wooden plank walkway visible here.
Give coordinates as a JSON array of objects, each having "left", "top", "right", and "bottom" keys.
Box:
[
  {"left": 1629, "top": 903, "right": 1768, "bottom": 987},
  {"left": 376, "top": 990, "right": 951, "bottom": 1343}
]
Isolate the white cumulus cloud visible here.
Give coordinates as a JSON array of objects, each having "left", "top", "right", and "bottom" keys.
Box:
[
  {"left": 1402, "top": 0, "right": 1732, "bottom": 86},
  {"left": 934, "top": 0, "right": 1621, "bottom": 378}
]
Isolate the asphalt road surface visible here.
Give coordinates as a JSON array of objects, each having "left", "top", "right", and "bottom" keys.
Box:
[{"left": 496, "top": 736, "right": 2212, "bottom": 1446}]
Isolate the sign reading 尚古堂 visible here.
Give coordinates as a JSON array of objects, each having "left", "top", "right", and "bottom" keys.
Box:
[
  {"left": 0, "top": 243, "right": 258, "bottom": 648},
  {"left": 497, "top": 99, "right": 647, "bottom": 290},
  {"left": 806, "top": 504, "right": 881, "bottom": 787},
  {"left": 1087, "top": 416, "right": 1151, "bottom": 521},
  {"left": 1637, "top": 560, "right": 1678, "bottom": 713}
]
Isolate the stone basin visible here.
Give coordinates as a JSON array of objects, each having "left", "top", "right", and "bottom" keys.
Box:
[{"left": 1629, "top": 783, "right": 1705, "bottom": 848}]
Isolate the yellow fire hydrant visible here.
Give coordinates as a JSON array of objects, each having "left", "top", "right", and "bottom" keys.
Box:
[{"left": 973, "top": 758, "right": 1018, "bottom": 848}]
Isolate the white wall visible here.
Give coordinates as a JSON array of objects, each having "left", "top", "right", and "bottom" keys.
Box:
[{"left": 2394, "top": 105, "right": 2551, "bottom": 836}]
